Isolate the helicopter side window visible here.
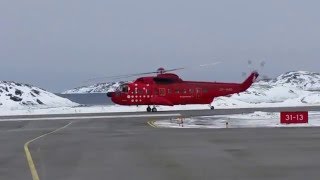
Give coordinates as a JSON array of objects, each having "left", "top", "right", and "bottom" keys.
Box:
[{"left": 159, "top": 88, "right": 166, "bottom": 96}]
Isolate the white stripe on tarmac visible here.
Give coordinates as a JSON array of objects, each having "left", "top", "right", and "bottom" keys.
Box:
[{"left": 0, "top": 113, "right": 181, "bottom": 122}]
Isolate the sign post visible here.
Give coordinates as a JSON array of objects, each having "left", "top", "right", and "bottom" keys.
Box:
[{"left": 280, "top": 112, "right": 309, "bottom": 124}]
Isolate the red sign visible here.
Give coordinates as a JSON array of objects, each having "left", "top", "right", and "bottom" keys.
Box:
[{"left": 280, "top": 112, "right": 308, "bottom": 124}]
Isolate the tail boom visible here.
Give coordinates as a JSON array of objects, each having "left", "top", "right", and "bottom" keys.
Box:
[
  {"left": 240, "top": 71, "right": 259, "bottom": 91},
  {"left": 212, "top": 71, "right": 259, "bottom": 97}
]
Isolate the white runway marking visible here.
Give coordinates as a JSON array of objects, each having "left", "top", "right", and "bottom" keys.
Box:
[{"left": 0, "top": 113, "right": 181, "bottom": 122}]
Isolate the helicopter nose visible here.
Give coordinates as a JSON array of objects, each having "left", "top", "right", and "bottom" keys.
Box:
[{"left": 107, "top": 92, "right": 114, "bottom": 97}]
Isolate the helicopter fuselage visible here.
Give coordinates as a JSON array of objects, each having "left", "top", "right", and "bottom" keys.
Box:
[{"left": 107, "top": 72, "right": 259, "bottom": 108}]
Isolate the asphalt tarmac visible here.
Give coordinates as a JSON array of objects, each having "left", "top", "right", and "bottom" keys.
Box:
[{"left": 1, "top": 106, "right": 320, "bottom": 180}]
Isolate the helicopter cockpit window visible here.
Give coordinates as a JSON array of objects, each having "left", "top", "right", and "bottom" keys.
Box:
[{"left": 118, "top": 84, "right": 128, "bottom": 93}]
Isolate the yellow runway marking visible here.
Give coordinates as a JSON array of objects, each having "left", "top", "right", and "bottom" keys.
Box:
[
  {"left": 24, "top": 122, "right": 73, "bottom": 180},
  {"left": 147, "top": 120, "right": 157, "bottom": 128}
]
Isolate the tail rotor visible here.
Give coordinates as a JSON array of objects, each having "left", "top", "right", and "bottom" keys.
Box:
[{"left": 242, "top": 60, "right": 270, "bottom": 81}]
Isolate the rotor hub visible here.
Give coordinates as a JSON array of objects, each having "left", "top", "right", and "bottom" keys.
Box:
[{"left": 157, "top": 67, "right": 165, "bottom": 74}]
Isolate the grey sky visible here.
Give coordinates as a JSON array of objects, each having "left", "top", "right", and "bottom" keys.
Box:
[{"left": 1, "top": 0, "right": 319, "bottom": 92}]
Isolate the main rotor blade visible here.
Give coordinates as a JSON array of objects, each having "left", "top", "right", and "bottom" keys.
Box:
[
  {"left": 163, "top": 67, "right": 185, "bottom": 73},
  {"left": 199, "top": 61, "right": 222, "bottom": 67},
  {"left": 84, "top": 61, "right": 221, "bottom": 84},
  {"left": 85, "top": 67, "right": 186, "bottom": 83},
  {"left": 84, "top": 71, "right": 158, "bottom": 83},
  {"left": 165, "top": 62, "right": 221, "bottom": 73}
]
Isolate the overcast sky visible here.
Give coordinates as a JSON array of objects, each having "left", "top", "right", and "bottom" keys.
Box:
[{"left": 1, "top": 0, "right": 319, "bottom": 92}]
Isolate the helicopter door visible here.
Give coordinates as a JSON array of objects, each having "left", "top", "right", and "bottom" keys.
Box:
[
  {"left": 196, "top": 88, "right": 202, "bottom": 98},
  {"left": 159, "top": 88, "right": 166, "bottom": 96}
]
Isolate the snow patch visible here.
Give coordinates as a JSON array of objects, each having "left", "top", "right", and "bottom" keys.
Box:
[{"left": 154, "top": 111, "right": 320, "bottom": 129}]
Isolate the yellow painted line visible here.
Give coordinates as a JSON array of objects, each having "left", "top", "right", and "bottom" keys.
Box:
[
  {"left": 24, "top": 122, "right": 73, "bottom": 180},
  {"left": 147, "top": 120, "right": 157, "bottom": 128}
]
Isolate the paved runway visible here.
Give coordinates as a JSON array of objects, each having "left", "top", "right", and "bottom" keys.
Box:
[{"left": 1, "top": 106, "right": 320, "bottom": 180}]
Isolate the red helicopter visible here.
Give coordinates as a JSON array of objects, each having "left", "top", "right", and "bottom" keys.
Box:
[{"left": 107, "top": 67, "right": 259, "bottom": 112}]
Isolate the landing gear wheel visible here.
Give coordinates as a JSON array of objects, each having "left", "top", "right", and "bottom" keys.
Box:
[
  {"left": 147, "top": 106, "right": 151, "bottom": 112},
  {"left": 152, "top": 107, "right": 157, "bottom": 112},
  {"left": 210, "top": 106, "right": 215, "bottom": 110}
]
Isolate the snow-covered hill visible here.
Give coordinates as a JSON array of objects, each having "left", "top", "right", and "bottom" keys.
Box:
[
  {"left": 272, "top": 71, "right": 320, "bottom": 91},
  {"left": 62, "top": 82, "right": 125, "bottom": 94},
  {"left": 0, "top": 81, "right": 78, "bottom": 110},
  {"left": 214, "top": 71, "right": 320, "bottom": 108}
]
